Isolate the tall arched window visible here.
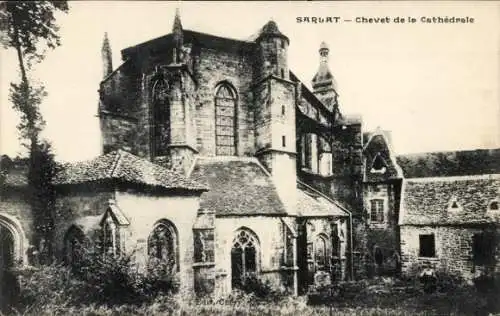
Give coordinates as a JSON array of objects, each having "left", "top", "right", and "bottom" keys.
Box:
[
  {"left": 231, "top": 228, "right": 259, "bottom": 288},
  {"left": 314, "top": 234, "right": 327, "bottom": 270},
  {"left": 64, "top": 225, "right": 85, "bottom": 266},
  {"left": 152, "top": 78, "right": 170, "bottom": 156},
  {"left": 215, "top": 83, "right": 237, "bottom": 156},
  {"left": 148, "top": 220, "right": 179, "bottom": 273}
]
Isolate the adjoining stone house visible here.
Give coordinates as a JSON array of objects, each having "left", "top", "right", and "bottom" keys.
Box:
[{"left": 397, "top": 150, "right": 500, "bottom": 281}]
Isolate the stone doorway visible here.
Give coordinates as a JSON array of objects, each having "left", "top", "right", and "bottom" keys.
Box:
[{"left": 0, "top": 224, "right": 16, "bottom": 310}]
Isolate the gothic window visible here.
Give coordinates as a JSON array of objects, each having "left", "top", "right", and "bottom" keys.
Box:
[
  {"left": 231, "top": 228, "right": 259, "bottom": 288},
  {"left": 314, "top": 235, "right": 327, "bottom": 270},
  {"left": 215, "top": 83, "right": 237, "bottom": 156},
  {"left": 370, "top": 199, "right": 385, "bottom": 223},
  {"left": 102, "top": 216, "right": 120, "bottom": 258},
  {"left": 419, "top": 234, "right": 436, "bottom": 258},
  {"left": 152, "top": 78, "right": 170, "bottom": 156},
  {"left": 148, "top": 220, "right": 179, "bottom": 273},
  {"left": 0, "top": 225, "right": 14, "bottom": 270},
  {"left": 64, "top": 225, "right": 85, "bottom": 266}
]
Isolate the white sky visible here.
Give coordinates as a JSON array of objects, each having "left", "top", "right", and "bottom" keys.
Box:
[{"left": 1, "top": 1, "right": 499, "bottom": 162}]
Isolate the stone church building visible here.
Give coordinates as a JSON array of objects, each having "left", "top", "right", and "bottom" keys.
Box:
[{"left": 1, "top": 10, "right": 499, "bottom": 302}]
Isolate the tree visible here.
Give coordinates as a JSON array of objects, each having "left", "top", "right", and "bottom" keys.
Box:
[
  {"left": 1, "top": 1, "right": 68, "bottom": 262},
  {"left": 1, "top": 1, "right": 69, "bottom": 148}
]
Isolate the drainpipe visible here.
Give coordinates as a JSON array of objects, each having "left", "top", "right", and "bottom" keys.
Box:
[{"left": 348, "top": 211, "right": 354, "bottom": 280}]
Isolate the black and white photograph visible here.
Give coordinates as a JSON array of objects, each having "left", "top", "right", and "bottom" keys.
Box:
[{"left": 0, "top": 1, "right": 499, "bottom": 315}]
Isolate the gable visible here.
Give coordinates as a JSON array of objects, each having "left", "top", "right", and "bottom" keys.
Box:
[{"left": 363, "top": 132, "right": 403, "bottom": 182}]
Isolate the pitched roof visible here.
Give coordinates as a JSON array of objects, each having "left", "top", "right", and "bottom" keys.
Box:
[
  {"left": 188, "top": 157, "right": 287, "bottom": 216},
  {"left": 296, "top": 182, "right": 349, "bottom": 217},
  {"left": 54, "top": 150, "right": 207, "bottom": 192},
  {"left": 400, "top": 174, "right": 500, "bottom": 226},
  {"left": 396, "top": 148, "right": 500, "bottom": 178},
  {"left": 122, "top": 29, "right": 254, "bottom": 59},
  {"left": 363, "top": 129, "right": 403, "bottom": 182}
]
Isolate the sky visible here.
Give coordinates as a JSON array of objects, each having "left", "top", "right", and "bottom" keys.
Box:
[{"left": 1, "top": 1, "right": 499, "bottom": 162}]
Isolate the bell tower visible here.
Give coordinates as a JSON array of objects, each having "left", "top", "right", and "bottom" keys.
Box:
[
  {"left": 101, "top": 32, "right": 113, "bottom": 79},
  {"left": 312, "top": 42, "right": 338, "bottom": 111}
]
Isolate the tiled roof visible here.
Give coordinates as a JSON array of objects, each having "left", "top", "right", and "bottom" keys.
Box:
[
  {"left": 400, "top": 174, "right": 500, "bottom": 226},
  {"left": 54, "top": 150, "right": 207, "bottom": 192},
  {"left": 396, "top": 148, "right": 500, "bottom": 178},
  {"left": 296, "top": 182, "right": 349, "bottom": 217},
  {"left": 189, "top": 157, "right": 287, "bottom": 216}
]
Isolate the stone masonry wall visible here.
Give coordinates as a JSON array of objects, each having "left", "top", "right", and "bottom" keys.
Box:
[
  {"left": 363, "top": 182, "right": 401, "bottom": 276},
  {"left": 195, "top": 48, "right": 255, "bottom": 156},
  {"left": 400, "top": 225, "right": 500, "bottom": 281},
  {"left": 100, "top": 115, "right": 137, "bottom": 154},
  {"left": 115, "top": 190, "right": 200, "bottom": 295},
  {"left": 53, "top": 186, "right": 114, "bottom": 257},
  {"left": 214, "top": 216, "right": 287, "bottom": 296}
]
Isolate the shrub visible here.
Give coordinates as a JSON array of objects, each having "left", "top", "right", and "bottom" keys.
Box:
[
  {"left": 15, "top": 246, "right": 180, "bottom": 312},
  {"left": 237, "top": 273, "right": 287, "bottom": 302}
]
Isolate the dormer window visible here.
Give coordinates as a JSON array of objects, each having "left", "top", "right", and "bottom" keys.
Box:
[
  {"left": 448, "top": 196, "right": 462, "bottom": 212},
  {"left": 487, "top": 199, "right": 499, "bottom": 213},
  {"left": 489, "top": 200, "right": 498, "bottom": 210},
  {"left": 370, "top": 153, "right": 387, "bottom": 174}
]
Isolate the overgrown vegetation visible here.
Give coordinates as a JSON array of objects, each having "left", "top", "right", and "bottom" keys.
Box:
[
  {"left": 7, "top": 259, "right": 500, "bottom": 316},
  {"left": 10, "top": 246, "right": 179, "bottom": 314},
  {"left": 0, "top": 1, "right": 69, "bottom": 261}
]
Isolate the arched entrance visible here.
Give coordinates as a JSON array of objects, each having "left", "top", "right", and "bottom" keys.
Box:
[
  {"left": 231, "top": 228, "right": 259, "bottom": 289},
  {"left": 0, "top": 223, "right": 17, "bottom": 309}
]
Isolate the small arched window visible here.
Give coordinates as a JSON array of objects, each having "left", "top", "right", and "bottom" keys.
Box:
[
  {"left": 148, "top": 219, "right": 179, "bottom": 273},
  {"left": 215, "top": 83, "right": 237, "bottom": 156},
  {"left": 152, "top": 78, "right": 170, "bottom": 156}
]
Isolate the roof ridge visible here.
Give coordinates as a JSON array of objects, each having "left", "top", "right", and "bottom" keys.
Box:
[
  {"left": 108, "top": 150, "right": 123, "bottom": 178},
  {"left": 405, "top": 173, "right": 500, "bottom": 182}
]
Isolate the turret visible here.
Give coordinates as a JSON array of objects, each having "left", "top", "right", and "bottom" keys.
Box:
[
  {"left": 172, "top": 8, "right": 184, "bottom": 64},
  {"left": 101, "top": 32, "right": 113, "bottom": 79},
  {"left": 312, "top": 42, "right": 338, "bottom": 111},
  {"left": 253, "top": 20, "right": 297, "bottom": 214},
  {"left": 255, "top": 20, "right": 289, "bottom": 80}
]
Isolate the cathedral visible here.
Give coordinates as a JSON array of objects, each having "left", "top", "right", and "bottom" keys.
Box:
[{"left": 1, "top": 9, "right": 499, "bottom": 302}]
